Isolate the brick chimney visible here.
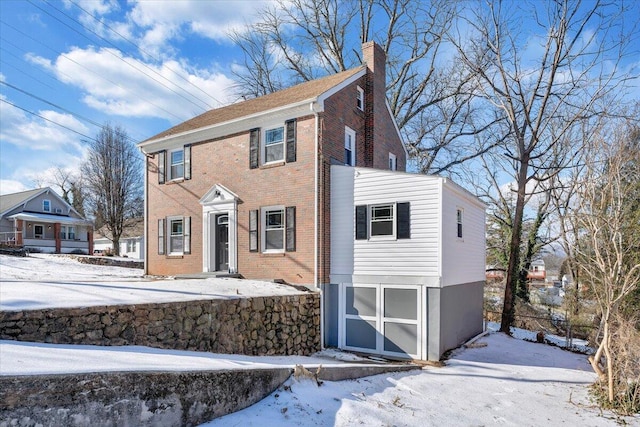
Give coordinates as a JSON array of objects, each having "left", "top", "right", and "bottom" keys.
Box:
[{"left": 362, "top": 41, "right": 387, "bottom": 167}]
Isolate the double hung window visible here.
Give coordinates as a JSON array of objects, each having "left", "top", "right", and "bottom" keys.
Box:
[
  {"left": 170, "top": 149, "right": 184, "bottom": 180},
  {"left": 43, "top": 200, "right": 51, "bottom": 212},
  {"left": 356, "top": 202, "right": 411, "bottom": 240},
  {"left": 264, "top": 207, "right": 284, "bottom": 251},
  {"left": 370, "top": 204, "right": 394, "bottom": 237},
  {"left": 264, "top": 127, "right": 285, "bottom": 163},
  {"left": 345, "top": 126, "right": 356, "bottom": 166}
]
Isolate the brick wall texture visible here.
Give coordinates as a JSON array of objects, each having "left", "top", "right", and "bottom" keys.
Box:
[{"left": 146, "top": 42, "right": 405, "bottom": 285}]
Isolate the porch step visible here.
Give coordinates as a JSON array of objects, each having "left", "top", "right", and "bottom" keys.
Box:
[{"left": 173, "top": 272, "right": 243, "bottom": 279}]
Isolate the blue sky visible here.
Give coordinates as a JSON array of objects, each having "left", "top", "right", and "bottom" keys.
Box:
[
  {"left": 1, "top": 0, "right": 638, "bottom": 197},
  {"left": 0, "top": 0, "right": 269, "bottom": 194}
]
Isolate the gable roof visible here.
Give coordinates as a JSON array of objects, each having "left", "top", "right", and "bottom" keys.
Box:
[
  {"left": 143, "top": 66, "right": 365, "bottom": 144},
  {"left": 0, "top": 187, "right": 85, "bottom": 219},
  {"left": 0, "top": 188, "right": 48, "bottom": 217},
  {"left": 94, "top": 218, "right": 144, "bottom": 241}
]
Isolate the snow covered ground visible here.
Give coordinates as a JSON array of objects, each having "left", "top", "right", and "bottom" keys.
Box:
[
  {"left": 0, "top": 254, "right": 306, "bottom": 311},
  {"left": 1, "top": 254, "right": 637, "bottom": 426}
]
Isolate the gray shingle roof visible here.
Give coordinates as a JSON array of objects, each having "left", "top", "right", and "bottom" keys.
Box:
[{"left": 0, "top": 188, "right": 45, "bottom": 216}]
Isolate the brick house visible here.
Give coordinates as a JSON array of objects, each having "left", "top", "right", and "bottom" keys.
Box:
[{"left": 140, "top": 42, "right": 485, "bottom": 361}]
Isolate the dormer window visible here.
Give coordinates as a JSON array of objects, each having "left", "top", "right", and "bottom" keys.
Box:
[
  {"left": 357, "top": 86, "right": 364, "bottom": 110},
  {"left": 43, "top": 199, "right": 51, "bottom": 213}
]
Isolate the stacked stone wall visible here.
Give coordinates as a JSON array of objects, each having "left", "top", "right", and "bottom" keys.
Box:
[{"left": 0, "top": 294, "right": 320, "bottom": 356}]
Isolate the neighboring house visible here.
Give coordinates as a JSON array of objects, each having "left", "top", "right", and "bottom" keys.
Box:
[
  {"left": 139, "top": 42, "right": 486, "bottom": 361},
  {"left": 528, "top": 259, "right": 546, "bottom": 281},
  {"left": 0, "top": 188, "right": 93, "bottom": 254},
  {"left": 485, "top": 259, "right": 546, "bottom": 282},
  {"left": 93, "top": 219, "right": 144, "bottom": 259}
]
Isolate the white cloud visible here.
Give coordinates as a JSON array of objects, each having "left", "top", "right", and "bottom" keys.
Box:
[
  {"left": 0, "top": 96, "right": 89, "bottom": 152},
  {"left": 123, "top": 0, "right": 271, "bottom": 56},
  {"left": 28, "top": 47, "right": 236, "bottom": 124},
  {"left": 0, "top": 180, "right": 29, "bottom": 196}
]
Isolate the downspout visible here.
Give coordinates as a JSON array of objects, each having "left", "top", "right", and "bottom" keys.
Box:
[
  {"left": 311, "top": 101, "right": 323, "bottom": 349},
  {"left": 140, "top": 147, "right": 149, "bottom": 275}
]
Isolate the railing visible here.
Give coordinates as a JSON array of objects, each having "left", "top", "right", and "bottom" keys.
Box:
[{"left": 0, "top": 231, "right": 20, "bottom": 245}]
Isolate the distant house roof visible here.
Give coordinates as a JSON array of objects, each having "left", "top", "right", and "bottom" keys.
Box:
[
  {"left": 94, "top": 218, "right": 144, "bottom": 241},
  {"left": 0, "top": 188, "right": 46, "bottom": 216},
  {"left": 8, "top": 212, "right": 90, "bottom": 226},
  {"left": 142, "top": 66, "right": 365, "bottom": 144}
]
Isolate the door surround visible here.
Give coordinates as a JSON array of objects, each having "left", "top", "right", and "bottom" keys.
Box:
[{"left": 199, "top": 184, "right": 239, "bottom": 273}]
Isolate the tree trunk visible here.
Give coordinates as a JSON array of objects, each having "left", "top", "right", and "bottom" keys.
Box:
[{"left": 500, "top": 158, "right": 529, "bottom": 333}]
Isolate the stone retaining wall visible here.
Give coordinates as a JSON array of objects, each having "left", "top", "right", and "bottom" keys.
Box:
[
  {"left": 0, "top": 369, "right": 292, "bottom": 427},
  {"left": 0, "top": 294, "right": 320, "bottom": 356}
]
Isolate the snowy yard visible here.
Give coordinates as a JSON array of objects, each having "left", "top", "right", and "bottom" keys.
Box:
[{"left": 1, "top": 254, "right": 637, "bottom": 426}]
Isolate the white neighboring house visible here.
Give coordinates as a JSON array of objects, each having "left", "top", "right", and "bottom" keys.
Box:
[
  {"left": 327, "top": 166, "right": 486, "bottom": 361},
  {"left": 93, "top": 220, "right": 144, "bottom": 259},
  {"left": 0, "top": 188, "right": 93, "bottom": 254}
]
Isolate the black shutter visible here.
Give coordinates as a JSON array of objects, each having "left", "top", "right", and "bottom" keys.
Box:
[
  {"left": 158, "top": 151, "right": 166, "bottom": 184},
  {"left": 355, "top": 205, "right": 368, "bottom": 240},
  {"left": 285, "top": 119, "right": 296, "bottom": 163},
  {"left": 286, "top": 206, "right": 296, "bottom": 252},
  {"left": 249, "top": 128, "right": 260, "bottom": 169},
  {"left": 184, "top": 216, "right": 191, "bottom": 254},
  {"left": 397, "top": 202, "right": 411, "bottom": 239},
  {"left": 184, "top": 145, "right": 191, "bottom": 180},
  {"left": 249, "top": 209, "right": 258, "bottom": 252},
  {"left": 158, "top": 218, "right": 165, "bottom": 254}
]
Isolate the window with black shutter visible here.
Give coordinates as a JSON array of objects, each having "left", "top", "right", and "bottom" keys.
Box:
[
  {"left": 285, "top": 119, "right": 296, "bottom": 163},
  {"left": 397, "top": 202, "right": 410, "bottom": 239},
  {"left": 184, "top": 145, "right": 191, "bottom": 180},
  {"left": 249, "top": 128, "right": 260, "bottom": 169},
  {"left": 355, "top": 205, "right": 368, "bottom": 240},
  {"left": 249, "top": 209, "right": 258, "bottom": 251},
  {"left": 158, "top": 151, "right": 166, "bottom": 184},
  {"left": 286, "top": 206, "right": 296, "bottom": 251},
  {"left": 158, "top": 218, "right": 165, "bottom": 254}
]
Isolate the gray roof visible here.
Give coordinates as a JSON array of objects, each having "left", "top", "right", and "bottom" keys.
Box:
[{"left": 0, "top": 188, "right": 46, "bottom": 216}]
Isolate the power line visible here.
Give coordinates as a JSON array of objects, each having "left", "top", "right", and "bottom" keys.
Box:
[
  {"left": 66, "top": 0, "right": 223, "bottom": 108},
  {"left": 0, "top": 19, "right": 187, "bottom": 123},
  {"left": 32, "top": 0, "right": 214, "bottom": 113},
  {"left": 1, "top": 98, "right": 96, "bottom": 142},
  {"left": 1, "top": 98, "right": 143, "bottom": 163},
  {"left": 0, "top": 80, "right": 140, "bottom": 145}
]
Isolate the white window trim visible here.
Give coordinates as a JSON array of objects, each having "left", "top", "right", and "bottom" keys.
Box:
[
  {"left": 261, "top": 205, "right": 285, "bottom": 253},
  {"left": 168, "top": 215, "right": 184, "bottom": 255},
  {"left": 262, "top": 124, "right": 286, "bottom": 165},
  {"left": 345, "top": 126, "right": 356, "bottom": 166},
  {"left": 389, "top": 153, "right": 397, "bottom": 171},
  {"left": 169, "top": 148, "right": 184, "bottom": 181},
  {"left": 356, "top": 86, "right": 364, "bottom": 111},
  {"left": 369, "top": 203, "right": 396, "bottom": 240},
  {"left": 456, "top": 208, "right": 464, "bottom": 240},
  {"left": 43, "top": 199, "right": 51, "bottom": 213}
]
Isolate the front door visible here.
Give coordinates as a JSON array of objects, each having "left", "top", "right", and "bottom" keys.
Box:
[{"left": 215, "top": 214, "right": 229, "bottom": 271}]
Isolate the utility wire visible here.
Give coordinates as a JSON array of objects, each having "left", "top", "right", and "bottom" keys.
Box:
[
  {"left": 0, "top": 80, "right": 140, "bottom": 146},
  {"left": 67, "top": 0, "right": 223, "bottom": 108},
  {"left": 0, "top": 19, "right": 186, "bottom": 123},
  {"left": 33, "top": 0, "right": 213, "bottom": 112},
  {"left": 1, "top": 98, "right": 144, "bottom": 163}
]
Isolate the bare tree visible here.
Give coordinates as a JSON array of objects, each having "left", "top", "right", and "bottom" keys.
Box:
[
  {"left": 33, "top": 167, "right": 87, "bottom": 217},
  {"left": 230, "top": 0, "right": 497, "bottom": 174},
  {"left": 573, "top": 118, "right": 640, "bottom": 408},
  {"left": 82, "top": 124, "right": 142, "bottom": 256},
  {"left": 449, "top": 0, "right": 637, "bottom": 333}
]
